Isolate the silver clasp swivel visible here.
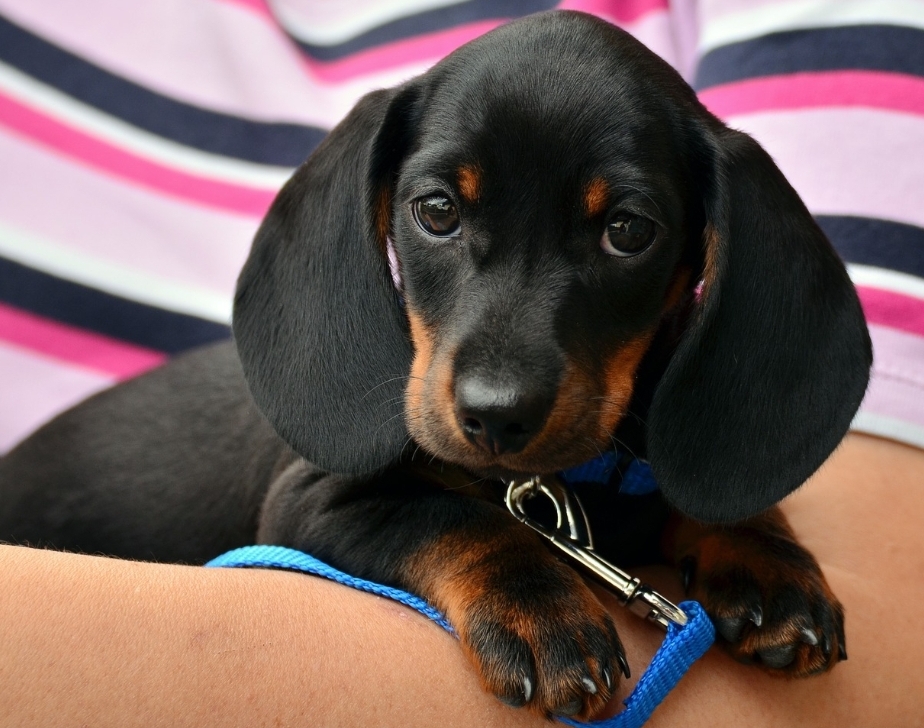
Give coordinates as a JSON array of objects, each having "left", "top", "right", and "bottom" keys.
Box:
[{"left": 505, "top": 476, "right": 687, "bottom": 630}]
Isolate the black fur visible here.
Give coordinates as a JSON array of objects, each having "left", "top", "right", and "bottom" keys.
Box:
[
  {"left": 234, "top": 87, "right": 414, "bottom": 475},
  {"left": 0, "top": 11, "right": 870, "bottom": 717},
  {"left": 649, "top": 129, "right": 871, "bottom": 521}
]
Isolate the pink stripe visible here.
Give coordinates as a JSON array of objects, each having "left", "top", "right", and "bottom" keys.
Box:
[
  {"left": 857, "top": 286, "right": 924, "bottom": 338},
  {"left": 212, "top": 0, "right": 271, "bottom": 17},
  {"left": 0, "top": 126, "right": 255, "bottom": 302},
  {"left": 0, "top": 303, "right": 166, "bottom": 378},
  {"left": 0, "top": 92, "right": 274, "bottom": 217},
  {"left": 215, "top": 0, "right": 668, "bottom": 32},
  {"left": 301, "top": 20, "right": 503, "bottom": 83},
  {"left": 558, "top": 0, "right": 669, "bottom": 24},
  {"left": 699, "top": 71, "right": 924, "bottom": 118}
]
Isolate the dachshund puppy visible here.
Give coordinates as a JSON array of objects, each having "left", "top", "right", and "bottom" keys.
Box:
[{"left": 0, "top": 11, "right": 870, "bottom": 719}]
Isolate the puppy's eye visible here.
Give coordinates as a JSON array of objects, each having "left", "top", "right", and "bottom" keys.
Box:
[
  {"left": 601, "top": 214, "right": 655, "bottom": 257},
  {"left": 413, "top": 195, "right": 461, "bottom": 237}
]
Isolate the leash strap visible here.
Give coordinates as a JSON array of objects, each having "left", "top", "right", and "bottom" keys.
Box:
[{"left": 207, "top": 545, "right": 714, "bottom": 728}]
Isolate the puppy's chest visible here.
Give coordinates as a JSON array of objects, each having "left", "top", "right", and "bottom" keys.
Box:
[
  {"left": 408, "top": 459, "right": 670, "bottom": 567},
  {"left": 574, "top": 485, "right": 670, "bottom": 566}
]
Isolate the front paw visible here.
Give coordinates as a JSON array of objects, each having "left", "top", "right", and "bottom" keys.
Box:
[
  {"left": 681, "top": 543, "right": 846, "bottom": 676},
  {"left": 451, "top": 559, "right": 628, "bottom": 719}
]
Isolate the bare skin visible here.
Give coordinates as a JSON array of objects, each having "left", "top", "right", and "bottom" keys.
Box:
[{"left": 1, "top": 433, "right": 922, "bottom": 727}]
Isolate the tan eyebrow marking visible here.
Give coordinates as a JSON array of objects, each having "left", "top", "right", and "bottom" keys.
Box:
[
  {"left": 457, "top": 165, "right": 481, "bottom": 204},
  {"left": 597, "top": 331, "right": 655, "bottom": 437},
  {"left": 583, "top": 177, "right": 610, "bottom": 218}
]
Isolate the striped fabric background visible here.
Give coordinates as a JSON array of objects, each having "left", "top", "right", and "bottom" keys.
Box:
[
  {"left": 0, "top": 0, "right": 921, "bottom": 454},
  {"left": 693, "top": 0, "right": 924, "bottom": 448}
]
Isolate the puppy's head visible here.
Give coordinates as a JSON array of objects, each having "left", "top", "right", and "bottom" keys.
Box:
[{"left": 234, "top": 11, "right": 871, "bottom": 522}]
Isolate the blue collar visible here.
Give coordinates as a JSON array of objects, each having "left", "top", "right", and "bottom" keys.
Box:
[{"left": 558, "top": 450, "right": 658, "bottom": 495}]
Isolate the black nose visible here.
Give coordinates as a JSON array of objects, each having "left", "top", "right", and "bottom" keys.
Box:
[{"left": 455, "top": 373, "right": 554, "bottom": 455}]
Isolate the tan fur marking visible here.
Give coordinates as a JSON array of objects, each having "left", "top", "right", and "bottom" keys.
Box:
[
  {"left": 405, "top": 531, "right": 499, "bottom": 611},
  {"left": 597, "top": 333, "right": 655, "bottom": 437},
  {"left": 457, "top": 165, "right": 481, "bottom": 204},
  {"left": 518, "top": 361, "right": 591, "bottom": 458},
  {"left": 583, "top": 178, "right": 609, "bottom": 218},
  {"left": 405, "top": 309, "right": 470, "bottom": 455},
  {"left": 432, "top": 346, "right": 461, "bottom": 444},
  {"left": 405, "top": 308, "right": 434, "bottom": 425}
]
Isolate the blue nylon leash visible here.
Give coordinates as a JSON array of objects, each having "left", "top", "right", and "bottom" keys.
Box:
[
  {"left": 207, "top": 544, "right": 714, "bottom": 728},
  {"left": 208, "top": 545, "right": 454, "bottom": 634}
]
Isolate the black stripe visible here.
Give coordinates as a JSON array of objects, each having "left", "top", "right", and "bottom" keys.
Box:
[
  {"left": 0, "top": 14, "right": 326, "bottom": 167},
  {"left": 0, "top": 257, "right": 230, "bottom": 354},
  {"left": 696, "top": 25, "right": 924, "bottom": 90},
  {"left": 290, "top": 0, "right": 557, "bottom": 61},
  {"left": 816, "top": 216, "right": 924, "bottom": 280}
]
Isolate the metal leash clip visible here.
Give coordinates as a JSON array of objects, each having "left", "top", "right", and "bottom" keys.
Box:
[{"left": 505, "top": 476, "right": 688, "bottom": 630}]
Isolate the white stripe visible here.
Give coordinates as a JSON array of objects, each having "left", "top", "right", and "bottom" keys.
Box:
[
  {"left": 269, "top": 0, "right": 470, "bottom": 45},
  {"left": 0, "top": 61, "right": 294, "bottom": 189},
  {"left": 851, "top": 410, "right": 924, "bottom": 450},
  {"left": 0, "top": 222, "right": 233, "bottom": 323},
  {"left": 700, "top": 0, "right": 924, "bottom": 55},
  {"left": 848, "top": 265, "right": 924, "bottom": 301}
]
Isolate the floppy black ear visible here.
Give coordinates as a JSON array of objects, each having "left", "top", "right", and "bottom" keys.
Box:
[
  {"left": 648, "top": 127, "right": 871, "bottom": 522},
  {"left": 233, "top": 86, "right": 420, "bottom": 474}
]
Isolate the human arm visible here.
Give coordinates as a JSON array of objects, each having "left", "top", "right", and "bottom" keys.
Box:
[{"left": 1, "top": 433, "right": 921, "bottom": 727}]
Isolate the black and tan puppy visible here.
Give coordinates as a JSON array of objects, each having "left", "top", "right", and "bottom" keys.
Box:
[{"left": 0, "top": 11, "right": 870, "bottom": 720}]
